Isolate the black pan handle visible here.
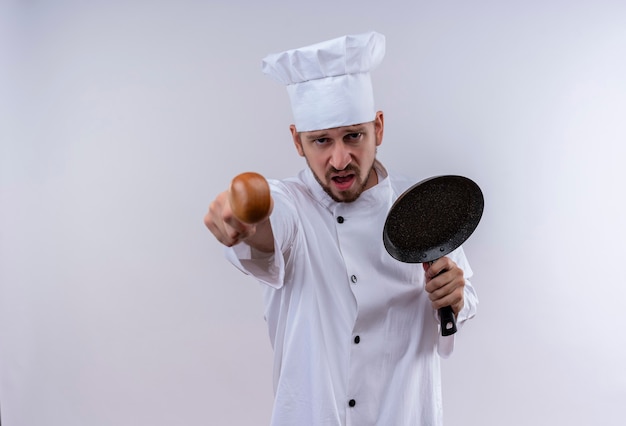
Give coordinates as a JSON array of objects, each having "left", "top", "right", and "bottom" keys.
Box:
[
  {"left": 439, "top": 306, "right": 457, "bottom": 336},
  {"left": 429, "top": 260, "right": 458, "bottom": 336}
]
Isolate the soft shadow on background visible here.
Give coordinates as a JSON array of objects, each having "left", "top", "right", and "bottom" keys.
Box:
[{"left": 1, "top": 1, "right": 625, "bottom": 425}]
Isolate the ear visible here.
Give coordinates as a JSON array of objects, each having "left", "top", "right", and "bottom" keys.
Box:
[
  {"left": 290, "top": 124, "right": 305, "bottom": 157},
  {"left": 374, "top": 111, "right": 384, "bottom": 147}
]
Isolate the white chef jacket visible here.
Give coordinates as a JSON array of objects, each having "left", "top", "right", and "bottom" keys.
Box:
[{"left": 226, "top": 161, "right": 478, "bottom": 426}]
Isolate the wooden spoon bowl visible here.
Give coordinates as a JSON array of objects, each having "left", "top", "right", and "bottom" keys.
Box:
[{"left": 229, "top": 172, "right": 272, "bottom": 224}]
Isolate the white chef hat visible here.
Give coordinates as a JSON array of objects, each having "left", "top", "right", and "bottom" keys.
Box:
[{"left": 261, "top": 31, "right": 385, "bottom": 132}]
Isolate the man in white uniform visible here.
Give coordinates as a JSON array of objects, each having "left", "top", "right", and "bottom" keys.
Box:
[{"left": 204, "top": 31, "right": 478, "bottom": 426}]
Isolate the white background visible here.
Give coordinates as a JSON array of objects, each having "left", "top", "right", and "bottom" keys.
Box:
[{"left": 2, "top": 0, "right": 625, "bottom": 425}]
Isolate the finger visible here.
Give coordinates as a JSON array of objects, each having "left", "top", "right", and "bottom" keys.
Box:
[
  {"left": 431, "top": 289, "right": 464, "bottom": 312},
  {"left": 424, "top": 268, "right": 456, "bottom": 294},
  {"left": 434, "top": 296, "right": 464, "bottom": 316},
  {"left": 206, "top": 213, "right": 238, "bottom": 246},
  {"left": 205, "top": 203, "right": 228, "bottom": 242},
  {"left": 425, "top": 270, "right": 465, "bottom": 301},
  {"left": 217, "top": 193, "right": 257, "bottom": 235},
  {"left": 424, "top": 258, "right": 463, "bottom": 289},
  {"left": 223, "top": 221, "right": 257, "bottom": 246},
  {"left": 425, "top": 257, "right": 457, "bottom": 280},
  {"left": 452, "top": 299, "right": 465, "bottom": 316},
  {"left": 205, "top": 196, "right": 253, "bottom": 247},
  {"left": 224, "top": 210, "right": 255, "bottom": 235},
  {"left": 430, "top": 294, "right": 463, "bottom": 316},
  {"left": 428, "top": 278, "right": 465, "bottom": 312}
]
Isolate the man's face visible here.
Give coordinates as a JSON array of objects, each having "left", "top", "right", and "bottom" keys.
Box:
[{"left": 291, "top": 111, "right": 384, "bottom": 203}]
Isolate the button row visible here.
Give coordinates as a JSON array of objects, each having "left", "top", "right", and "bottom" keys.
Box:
[{"left": 340, "top": 211, "right": 357, "bottom": 412}]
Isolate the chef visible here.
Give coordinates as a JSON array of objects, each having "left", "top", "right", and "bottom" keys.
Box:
[{"left": 204, "top": 31, "right": 478, "bottom": 426}]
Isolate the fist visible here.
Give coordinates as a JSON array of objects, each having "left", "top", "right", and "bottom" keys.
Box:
[{"left": 423, "top": 257, "right": 465, "bottom": 315}]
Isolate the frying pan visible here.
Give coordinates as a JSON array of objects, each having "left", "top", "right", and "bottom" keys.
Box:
[{"left": 383, "top": 175, "right": 484, "bottom": 336}]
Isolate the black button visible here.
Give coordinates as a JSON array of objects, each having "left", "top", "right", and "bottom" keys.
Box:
[
  {"left": 337, "top": 216, "right": 344, "bottom": 223},
  {"left": 348, "top": 399, "right": 356, "bottom": 407},
  {"left": 350, "top": 275, "right": 357, "bottom": 284},
  {"left": 354, "top": 336, "right": 360, "bottom": 344}
]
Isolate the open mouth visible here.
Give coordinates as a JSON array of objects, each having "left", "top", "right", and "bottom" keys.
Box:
[{"left": 331, "top": 174, "right": 356, "bottom": 191}]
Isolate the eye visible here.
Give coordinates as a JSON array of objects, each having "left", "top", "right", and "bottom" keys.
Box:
[
  {"left": 313, "top": 138, "right": 330, "bottom": 145},
  {"left": 345, "top": 132, "right": 362, "bottom": 142}
]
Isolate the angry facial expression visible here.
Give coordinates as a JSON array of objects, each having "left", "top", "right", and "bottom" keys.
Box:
[{"left": 291, "top": 112, "right": 384, "bottom": 202}]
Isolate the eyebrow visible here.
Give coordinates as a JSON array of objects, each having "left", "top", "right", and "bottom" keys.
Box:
[
  {"left": 303, "top": 125, "right": 368, "bottom": 141},
  {"left": 343, "top": 125, "right": 367, "bottom": 133},
  {"left": 303, "top": 131, "right": 329, "bottom": 141}
]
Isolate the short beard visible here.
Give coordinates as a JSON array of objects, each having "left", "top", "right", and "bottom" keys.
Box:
[{"left": 308, "top": 160, "right": 375, "bottom": 203}]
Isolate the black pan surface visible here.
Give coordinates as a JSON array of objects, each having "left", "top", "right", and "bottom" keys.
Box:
[{"left": 383, "top": 175, "right": 484, "bottom": 264}]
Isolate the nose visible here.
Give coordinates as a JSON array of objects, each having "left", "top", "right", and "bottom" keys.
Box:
[{"left": 329, "top": 142, "right": 352, "bottom": 170}]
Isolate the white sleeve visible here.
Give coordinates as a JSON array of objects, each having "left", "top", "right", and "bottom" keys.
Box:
[
  {"left": 224, "top": 181, "right": 298, "bottom": 289},
  {"left": 437, "top": 246, "right": 479, "bottom": 358}
]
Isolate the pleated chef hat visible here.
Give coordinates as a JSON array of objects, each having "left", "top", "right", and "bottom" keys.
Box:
[{"left": 261, "top": 31, "right": 385, "bottom": 132}]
